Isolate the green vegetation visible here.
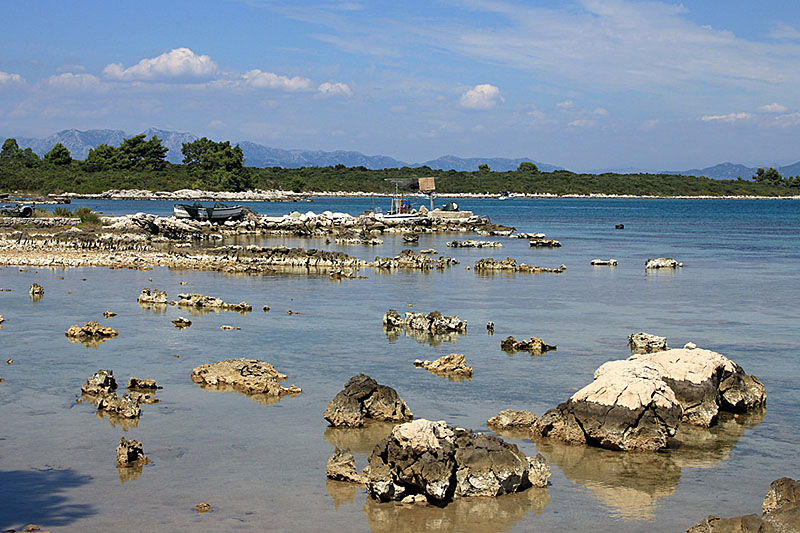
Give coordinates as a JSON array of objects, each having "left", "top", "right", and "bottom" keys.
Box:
[{"left": 0, "top": 135, "right": 798, "bottom": 197}]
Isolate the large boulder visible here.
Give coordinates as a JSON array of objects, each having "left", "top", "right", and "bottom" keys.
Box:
[
  {"left": 532, "top": 360, "right": 683, "bottom": 451},
  {"left": 628, "top": 332, "right": 668, "bottom": 354},
  {"left": 191, "top": 358, "right": 301, "bottom": 397},
  {"left": 615, "top": 346, "right": 766, "bottom": 427},
  {"left": 323, "top": 374, "right": 413, "bottom": 428},
  {"left": 404, "top": 311, "right": 467, "bottom": 334},
  {"left": 367, "top": 419, "right": 550, "bottom": 503}
]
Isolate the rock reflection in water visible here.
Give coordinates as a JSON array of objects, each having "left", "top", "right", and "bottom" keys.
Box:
[
  {"left": 137, "top": 302, "right": 168, "bottom": 315},
  {"left": 668, "top": 410, "right": 765, "bottom": 469},
  {"left": 67, "top": 336, "right": 110, "bottom": 349},
  {"left": 324, "top": 422, "right": 396, "bottom": 454},
  {"left": 327, "top": 479, "right": 360, "bottom": 508},
  {"left": 363, "top": 487, "right": 549, "bottom": 532},
  {"left": 198, "top": 383, "right": 298, "bottom": 407},
  {"left": 95, "top": 410, "right": 139, "bottom": 431},
  {"left": 117, "top": 463, "right": 144, "bottom": 483},
  {"left": 382, "top": 327, "right": 461, "bottom": 347}
]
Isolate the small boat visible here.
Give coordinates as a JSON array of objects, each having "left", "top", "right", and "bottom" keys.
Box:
[
  {"left": 173, "top": 202, "right": 244, "bottom": 222},
  {"left": 498, "top": 191, "right": 514, "bottom": 200},
  {"left": 375, "top": 188, "right": 425, "bottom": 222},
  {"left": 0, "top": 203, "right": 33, "bottom": 218}
]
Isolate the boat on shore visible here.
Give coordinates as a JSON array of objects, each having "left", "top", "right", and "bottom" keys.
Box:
[{"left": 173, "top": 202, "right": 245, "bottom": 222}]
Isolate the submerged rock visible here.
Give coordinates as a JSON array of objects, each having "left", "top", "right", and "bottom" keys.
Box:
[
  {"left": 65, "top": 321, "right": 118, "bottom": 340},
  {"left": 323, "top": 374, "right": 413, "bottom": 428},
  {"left": 414, "top": 353, "right": 473, "bottom": 378},
  {"left": 474, "top": 257, "right": 567, "bottom": 273},
  {"left": 628, "top": 332, "right": 668, "bottom": 354},
  {"left": 97, "top": 393, "right": 142, "bottom": 419},
  {"left": 487, "top": 409, "right": 538, "bottom": 430},
  {"left": 501, "top": 336, "right": 556, "bottom": 355},
  {"left": 382, "top": 309, "right": 404, "bottom": 329},
  {"left": 366, "top": 419, "right": 550, "bottom": 503},
  {"left": 191, "top": 358, "right": 301, "bottom": 397},
  {"left": 645, "top": 257, "right": 684, "bottom": 269},
  {"left": 172, "top": 317, "right": 192, "bottom": 328},
  {"left": 326, "top": 448, "right": 367, "bottom": 484},
  {"left": 116, "top": 437, "right": 149, "bottom": 466}
]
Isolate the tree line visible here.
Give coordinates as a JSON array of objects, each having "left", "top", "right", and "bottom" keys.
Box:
[{"left": 1, "top": 134, "right": 799, "bottom": 196}]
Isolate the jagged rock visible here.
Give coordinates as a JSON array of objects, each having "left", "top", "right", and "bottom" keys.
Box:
[
  {"left": 127, "top": 377, "right": 158, "bottom": 390},
  {"left": 66, "top": 321, "right": 118, "bottom": 340},
  {"left": 613, "top": 347, "right": 767, "bottom": 427},
  {"left": 628, "top": 332, "right": 669, "bottom": 354},
  {"left": 487, "top": 321, "right": 494, "bottom": 334},
  {"left": 687, "top": 477, "right": 800, "bottom": 533},
  {"left": 194, "top": 503, "right": 212, "bottom": 513},
  {"left": 590, "top": 259, "right": 618, "bottom": 266},
  {"left": 528, "top": 239, "right": 562, "bottom": 248},
  {"left": 474, "top": 257, "right": 566, "bottom": 273},
  {"left": 615, "top": 224, "right": 625, "bottom": 229},
  {"left": 382, "top": 309, "right": 404, "bottom": 329},
  {"left": 500, "top": 336, "right": 556, "bottom": 355},
  {"left": 414, "top": 353, "right": 473, "bottom": 378},
  {"left": 326, "top": 448, "right": 367, "bottom": 483},
  {"left": 191, "top": 358, "right": 301, "bottom": 397},
  {"left": 532, "top": 360, "right": 683, "bottom": 451},
  {"left": 513, "top": 232, "right": 546, "bottom": 239},
  {"left": 137, "top": 287, "right": 167, "bottom": 305},
  {"left": 97, "top": 393, "right": 142, "bottom": 419},
  {"left": 323, "top": 374, "right": 413, "bottom": 428},
  {"left": 372, "top": 249, "right": 458, "bottom": 270},
  {"left": 102, "top": 310, "right": 117, "bottom": 318},
  {"left": 487, "top": 409, "right": 538, "bottom": 430},
  {"left": 645, "top": 257, "right": 684, "bottom": 269},
  {"left": 402, "top": 310, "right": 467, "bottom": 334},
  {"left": 172, "top": 317, "right": 192, "bottom": 328},
  {"left": 366, "top": 419, "right": 550, "bottom": 502},
  {"left": 28, "top": 283, "right": 44, "bottom": 296},
  {"left": 81, "top": 369, "right": 118, "bottom": 395},
  {"left": 419, "top": 248, "right": 437, "bottom": 254},
  {"left": 447, "top": 240, "right": 503, "bottom": 248},
  {"left": 335, "top": 230, "right": 383, "bottom": 245},
  {"left": 177, "top": 293, "right": 252, "bottom": 312},
  {"left": 116, "top": 437, "right": 149, "bottom": 466},
  {"left": 402, "top": 233, "right": 419, "bottom": 243}
]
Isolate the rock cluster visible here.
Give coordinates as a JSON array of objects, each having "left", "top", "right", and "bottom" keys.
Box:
[
  {"left": 323, "top": 374, "right": 413, "bottom": 428},
  {"left": 501, "top": 336, "right": 556, "bottom": 355},
  {"left": 414, "top": 353, "right": 473, "bottom": 378},
  {"left": 383, "top": 309, "right": 467, "bottom": 336},
  {"left": 366, "top": 419, "right": 550, "bottom": 502},
  {"left": 688, "top": 477, "right": 800, "bottom": 532},
  {"left": 177, "top": 293, "right": 252, "bottom": 312},
  {"left": 372, "top": 250, "right": 458, "bottom": 270},
  {"left": 191, "top": 358, "right": 301, "bottom": 397},
  {"left": 528, "top": 238, "right": 562, "bottom": 248},
  {"left": 529, "top": 344, "right": 766, "bottom": 451},
  {"left": 137, "top": 287, "right": 168, "bottom": 305},
  {"left": 80, "top": 369, "right": 145, "bottom": 419},
  {"left": 628, "top": 332, "right": 668, "bottom": 354},
  {"left": 512, "top": 232, "right": 546, "bottom": 239},
  {"left": 474, "top": 257, "right": 566, "bottom": 274},
  {"left": 590, "top": 259, "right": 618, "bottom": 266},
  {"left": 645, "top": 257, "right": 684, "bottom": 269},
  {"left": 116, "top": 437, "right": 149, "bottom": 466},
  {"left": 446, "top": 240, "right": 503, "bottom": 248},
  {"left": 28, "top": 283, "right": 44, "bottom": 296},
  {"left": 335, "top": 230, "right": 383, "bottom": 246},
  {"left": 65, "top": 321, "right": 119, "bottom": 342}
]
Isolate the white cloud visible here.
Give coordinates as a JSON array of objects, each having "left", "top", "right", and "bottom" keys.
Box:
[
  {"left": 103, "top": 48, "right": 217, "bottom": 80},
  {"left": 46, "top": 73, "right": 102, "bottom": 91},
  {"left": 0, "top": 71, "right": 24, "bottom": 86},
  {"left": 769, "top": 23, "right": 800, "bottom": 41},
  {"left": 593, "top": 107, "right": 609, "bottom": 115},
  {"left": 767, "top": 112, "right": 800, "bottom": 128},
  {"left": 700, "top": 112, "right": 752, "bottom": 123},
  {"left": 318, "top": 81, "right": 352, "bottom": 96},
  {"left": 459, "top": 84, "right": 503, "bottom": 109},
  {"left": 758, "top": 103, "right": 788, "bottom": 113},
  {"left": 556, "top": 100, "right": 574, "bottom": 109},
  {"left": 568, "top": 119, "right": 596, "bottom": 127},
  {"left": 243, "top": 69, "right": 312, "bottom": 91},
  {"left": 640, "top": 119, "right": 659, "bottom": 130}
]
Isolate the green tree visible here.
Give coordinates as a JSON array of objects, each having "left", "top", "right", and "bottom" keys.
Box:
[
  {"left": 84, "top": 143, "right": 123, "bottom": 171},
  {"left": 1, "top": 138, "right": 20, "bottom": 159},
  {"left": 181, "top": 137, "right": 243, "bottom": 172},
  {"left": 518, "top": 161, "right": 539, "bottom": 173},
  {"left": 44, "top": 143, "right": 73, "bottom": 166},
  {"left": 754, "top": 167, "right": 782, "bottom": 183},
  {"left": 478, "top": 163, "right": 490, "bottom": 172},
  {"left": 119, "top": 134, "right": 168, "bottom": 170}
]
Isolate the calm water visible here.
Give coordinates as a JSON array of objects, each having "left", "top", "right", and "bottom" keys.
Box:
[{"left": 1, "top": 197, "right": 799, "bottom": 532}]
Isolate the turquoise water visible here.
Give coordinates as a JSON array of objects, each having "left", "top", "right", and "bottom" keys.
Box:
[{"left": 1, "top": 198, "right": 799, "bottom": 531}]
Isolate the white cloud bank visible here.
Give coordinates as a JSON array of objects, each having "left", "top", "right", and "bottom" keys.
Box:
[
  {"left": 318, "top": 81, "right": 352, "bottom": 96},
  {"left": 758, "top": 103, "right": 788, "bottom": 113},
  {"left": 700, "top": 112, "right": 752, "bottom": 123},
  {"left": 103, "top": 48, "right": 217, "bottom": 80},
  {"left": 460, "top": 84, "right": 503, "bottom": 109},
  {"left": 243, "top": 69, "right": 312, "bottom": 91},
  {"left": 46, "top": 73, "right": 102, "bottom": 91},
  {"left": 0, "top": 72, "right": 24, "bottom": 85}
]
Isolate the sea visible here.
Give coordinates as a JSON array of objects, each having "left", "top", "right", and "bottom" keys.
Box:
[{"left": 0, "top": 197, "right": 798, "bottom": 532}]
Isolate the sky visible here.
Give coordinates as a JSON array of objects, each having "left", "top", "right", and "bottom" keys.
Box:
[{"left": 1, "top": 0, "right": 800, "bottom": 172}]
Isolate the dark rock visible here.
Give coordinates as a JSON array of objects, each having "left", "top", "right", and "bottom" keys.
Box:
[
  {"left": 116, "top": 437, "right": 149, "bottom": 466},
  {"left": 324, "top": 374, "right": 413, "bottom": 428},
  {"left": 501, "top": 336, "right": 556, "bottom": 355}
]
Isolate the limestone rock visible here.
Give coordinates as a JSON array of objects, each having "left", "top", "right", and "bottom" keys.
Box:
[
  {"left": 763, "top": 477, "right": 800, "bottom": 515},
  {"left": 172, "top": 317, "right": 192, "bottom": 328},
  {"left": 528, "top": 239, "right": 562, "bottom": 248},
  {"left": 645, "top": 257, "right": 684, "bottom": 269},
  {"left": 414, "top": 353, "right": 473, "bottom": 378},
  {"left": 487, "top": 409, "right": 538, "bottom": 430},
  {"left": 65, "top": 321, "right": 118, "bottom": 340},
  {"left": 177, "top": 293, "right": 252, "bottom": 312},
  {"left": 28, "top": 283, "right": 44, "bottom": 296},
  {"left": 97, "top": 393, "right": 142, "bottom": 419},
  {"left": 447, "top": 240, "right": 503, "bottom": 248},
  {"left": 382, "top": 309, "right": 404, "bottom": 329},
  {"left": 402, "top": 310, "right": 466, "bottom": 334},
  {"left": 81, "top": 369, "right": 118, "bottom": 396},
  {"left": 501, "top": 336, "right": 556, "bottom": 355},
  {"left": 137, "top": 287, "right": 167, "bottom": 305},
  {"left": 127, "top": 377, "right": 158, "bottom": 390},
  {"left": 103, "top": 310, "right": 116, "bottom": 318},
  {"left": 590, "top": 259, "right": 618, "bottom": 266},
  {"left": 532, "top": 360, "right": 683, "bottom": 451},
  {"left": 323, "top": 374, "right": 412, "bottom": 428},
  {"left": 474, "top": 257, "right": 566, "bottom": 273},
  {"left": 628, "top": 332, "right": 668, "bottom": 354},
  {"left": 326, "top": 448, "right": 366, "bottom": 483},
  {"left": 116, "top": 437, "right": 149, "bottom": 466},
  {"left": 191, "top": 358, "right": 301, "bottom": 397},
  {"left": 367, "top": 419, "right": 550, "bottom": 503}
]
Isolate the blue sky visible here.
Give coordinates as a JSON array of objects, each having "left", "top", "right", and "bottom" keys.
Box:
[{"left": 2, "top": 0, "right": 800, "bottom": 171}]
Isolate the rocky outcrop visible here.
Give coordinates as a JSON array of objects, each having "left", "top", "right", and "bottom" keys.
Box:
[
  {"left": 501, "top": 336, "right": 556, "bottom": 355},
  {"left": 366, "top": 419, "right": 550, "bottom": 503},
  {"left": 447, "top": 240, "right": 503, "bottom": 248},
  {"left": 382, "top": 309, "right": 404, "bottom": 329},
  {"left": 28, "top": 283, "right": 44, "bottom": 296},
  {"left": 96, "top": 393, "right": 142, "bottom": 419},
  {"left": 326, "top": 448, "right": 367, "bottom": 484},
  {"left": 414, "top": 353, "right": 473, "bottom": 378},
  {"left": 628, "top": 332, "right": 668, "bottom": 354},
  {"left": 512, "top": 232, "right": 546, "bottom": 239},
  {"left": 474, "top": 223, "right": 515, "bottom": 237},
  {"left": 372, "top": 250, "right": 458, "bottom": 270},
  {"left": 474, "top": 257, "right": 567, "bottom": 274},
  {"left": 177, "top": 293, "right": 252, "bottom": 312},
  {"left": 116, "top": 437, "right": 149, "bottom": 466},
  {"left": 532, "top": 360, "right": 683, "bottom": 451},
  {"left": 65, "top": 321, "right": 118, "bottom": 341},
  {"left": 487, "top": 409, "right": 538, "bottom": 430},
  {"left": 137, "top": 288, "right": 167, "bottom": 305},
  {"left": 127, "top": 377, "right": 158, "bottom": 390},
  {"left": 528, "top": 238, "right": 562, "bottom": 248},
  {"left": 191, "top": 358, "right": 301, "bottom": 397},
  {"left": 80, "top": 370, "right": 144, "bottom": 419},
  {"left": 687, "top": 477, "right": 800, "bottom": 533},
  {"left": 403, "top": 311, "right": 467, "bottom": 334},
  {"left": 590, "top": 259, "right": 618, "bottom": 266},
  {"left": 335, "top": 230, "right": 383, "bottom": 245},
  {"left": 81, "top": 369, "right": 117, "bottom": 396},
  {"left": 323, "top": 374, "right": 413, "bottom": 428},
  {"left": 645, "top": 257, "right": 684, "bottom": 269},
  {"left": 608, "top": 346, "right": 766, "bottom": 427},
  {"left": 172, "top": 317, "right": 192, "bottom": 328}
]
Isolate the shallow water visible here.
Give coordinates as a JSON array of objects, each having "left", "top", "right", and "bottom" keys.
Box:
[{"left": 1, "top": 198, "right": 799, "bottom": 531}]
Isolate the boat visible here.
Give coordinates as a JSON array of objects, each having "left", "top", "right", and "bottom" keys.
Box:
[
  {"left": 0, "top": 203, "right": 33, "bottom": 218},
  {"left": 173, "top": 202, "right": 245, "bottom": 222},
  {"left": 498, "top": 191, "right": 514, "bottom": 200},
  {"left": 375, "top": 186, "right": 425, "bottom": 222}
]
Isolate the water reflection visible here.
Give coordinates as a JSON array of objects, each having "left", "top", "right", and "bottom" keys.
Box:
[
  {"left": 323, "top": 422, "right": 396, "bottom": 453},
  {"left": 94, "top": 409, "right": 139, "bottom": 431},
  {"left": 383, "top": 327, "right": 462, "bottom": 347},
  {"left": 137, "top": 302, "right": 168, "bottom": 315},
  {"left": 116, "top": 463, "right": 144, "bottom": 483},
  {"left": 66, "top": 336, "right": 111, "bottom": 349},
  {"left": 196, "top": 383, "right": 299, "bottom": 407},
  {"left": 668, "top": 410, "right": 765, "bottom": 469},
  {"left": 363, "top": 487, "right": 549, "bottom": 532},
  {"left": 327, "top": 479, "right": 360, "bottom": 508}
]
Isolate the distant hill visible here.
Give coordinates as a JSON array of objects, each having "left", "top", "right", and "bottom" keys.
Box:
[
  {"left": 418, "top": 155, "right": 561, "bottom": 172},
  {"left": 665, "top": 161, "right": 800, "bottom": 180}
]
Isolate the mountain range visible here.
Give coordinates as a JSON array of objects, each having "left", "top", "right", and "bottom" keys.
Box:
[{"left": 3, "top": 128, "right": 799, "bottom": 178}]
